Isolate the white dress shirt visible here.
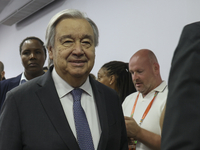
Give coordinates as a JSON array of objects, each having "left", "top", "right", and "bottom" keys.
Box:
[
  {"left": 19, "top": 72, "right": 28, "bottom": 85},
  {"left": 52, "top": 68, "right": 101, "bottom": 150}
]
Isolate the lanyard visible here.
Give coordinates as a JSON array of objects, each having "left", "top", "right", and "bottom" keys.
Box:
[{"left": 130, "top": 91, "right": 159, "bottom": 125}]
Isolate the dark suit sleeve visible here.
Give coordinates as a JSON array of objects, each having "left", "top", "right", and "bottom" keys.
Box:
[
  {"left": 108, "top": 91, "right": 128, "bottom": 150},
  {"left": 119, "top": 103, "right": 129, "bottom": 150},
  {"left": 92, "top": 79, "right": 128, "bottom": 150},
  {"left": 0, "top": 91, "right": 22, "bottom": 150},
  {"left": 161, "top": 22, "right": 200, "bottom": 149}
]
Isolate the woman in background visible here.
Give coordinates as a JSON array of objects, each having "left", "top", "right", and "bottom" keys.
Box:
[{"left": 97, "top": 61, "right": 136, "bottom": 103}]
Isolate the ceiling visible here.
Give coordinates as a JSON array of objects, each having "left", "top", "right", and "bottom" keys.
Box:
[
  {"left": 0, "top": 0, "right": 55, "bottom": 26},
  {"left": 0, "top": 0, "right": 11, "bottom": 13}
]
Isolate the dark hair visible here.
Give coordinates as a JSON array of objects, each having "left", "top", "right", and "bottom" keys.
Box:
[
  {"left": 102, "top": 61, "right": 136, "bottom": 103},
  {"left": 19, "top": 36, "right": 47, "bottom": 56},
  {"left": 89, "top": 73, "right": 96, "bottom": 80}
]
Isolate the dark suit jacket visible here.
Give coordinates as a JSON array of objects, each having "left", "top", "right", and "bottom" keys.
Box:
[
  {"left": 0, "top": 74, "right": 21, "bottom": 110},
  {"left": 0, "top": 67, "right": 128, "bottom": 150},
  {"left": 161, "top": 22, "right": 200, "bottom": 149}
]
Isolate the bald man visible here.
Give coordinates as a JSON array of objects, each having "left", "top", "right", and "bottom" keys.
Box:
[{"left": 122, "top": 49, "right": 167, "bottom": 150}]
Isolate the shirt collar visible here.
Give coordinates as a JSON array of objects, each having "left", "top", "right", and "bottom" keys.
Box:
[
  {"left": 20, "top": 72, "right": 28, "bottom": 85},
  {"left": 152, "top": 81, "right": 167, "bottom": 93},
  {"left": 52, "top": 68, "right": 93, "bottom": 98}
]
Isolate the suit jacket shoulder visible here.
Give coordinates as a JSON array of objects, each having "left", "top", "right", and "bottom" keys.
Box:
[{"left": 0, "top": 74, "right": 21, "bottom": 110}]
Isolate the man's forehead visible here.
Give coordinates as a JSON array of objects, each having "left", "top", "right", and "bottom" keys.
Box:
[
  {"left": 59, "top": 34, "right": 93, "bottom": 39},
  {"left": 55, "top": 19, "right": 94, "bottom": 37},
  {"left": 56, "top": 18, "right": 91, "bottom": 29},
  {"left": 129, "top": 57, "right": 149, "bottom": 68},
  {"left": 130, "top": 55, "right": 141, "bottom": 64}
]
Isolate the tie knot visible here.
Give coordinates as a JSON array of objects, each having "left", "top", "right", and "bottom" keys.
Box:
[{"left": 71, "top": 88, "right": 83, "bottom": 102}]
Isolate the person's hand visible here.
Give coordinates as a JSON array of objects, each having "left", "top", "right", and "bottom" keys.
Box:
[
  {"left": 128, "top": 137, "right": 136, "bottom": 150},
  {"left": 124, "top": 116, "right": 141, "bottom": 138}
]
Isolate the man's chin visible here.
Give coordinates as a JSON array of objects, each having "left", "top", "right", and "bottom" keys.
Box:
[
  {"left": 27, "top": 68, "right": 41, "bottom": 73},
  {"left": 136, "top": 88, "right": 143, "bottom": 93},
  {"left": 70, "top": 68, "right": 91, "bottom": 77},
  {"left": 71, "top": 71, "right": 89, "bottom": 78}
]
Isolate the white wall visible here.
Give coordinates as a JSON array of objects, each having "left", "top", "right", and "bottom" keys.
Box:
[{"left": 0, "top": 0, "right": 200, "bottom": 81}]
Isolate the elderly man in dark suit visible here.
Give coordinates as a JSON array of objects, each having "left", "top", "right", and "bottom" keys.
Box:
[
  {"left": 0, "top": 9, "right": 128, "bottom": 150},
  {"left": 0, "top": 36, "right": 46, "bottom": 110},
  {"left": 161, "top": 22, "right": 200, "bottom": 149}
]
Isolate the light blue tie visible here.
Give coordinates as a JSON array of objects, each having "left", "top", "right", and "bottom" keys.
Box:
[{"left": 71, "top": 88, "right": 95, "bottom": 150}]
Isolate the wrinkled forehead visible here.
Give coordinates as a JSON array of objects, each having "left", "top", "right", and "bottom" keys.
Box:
[
  {"left": 56, "top": 18, "right": 93, "bottom": 32},
  {"left": 129, "top": 55, "right": 151, "bottom": 69},
  {"left": 55, "top": 18, "right": 94, "bottom": 40}
]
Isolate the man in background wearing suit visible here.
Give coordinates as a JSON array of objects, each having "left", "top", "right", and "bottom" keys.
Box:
[
  {"left": 161, "top": 22, "right": 200, "bottom": 149},
  {"left": 0, "top": 36, "right": 46, "bottom": 110},
  {"left": 0, "top": 9, "right": 128, "bottom": 150}
]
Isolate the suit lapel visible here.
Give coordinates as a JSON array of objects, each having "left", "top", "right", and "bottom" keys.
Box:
[
  {"left": 90, "top": 78, "right": 109, "bottom": 150},
  {"left": 35, "top": 68, "right": 80, "bottom": 150}
]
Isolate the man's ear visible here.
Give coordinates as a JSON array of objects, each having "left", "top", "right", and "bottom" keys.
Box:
[
  {"left": 153, "top": 63, "right": 160, "bottom": 74},
  {"left": 1, "top": 71, "right": 5, "bottom": 78},
  {"left": 48, "top": 46, "right": 53, "bottom": 60},
  {"left": 109, "top": 75, "right": 116, "bottom": 85},
  {"left": 0, "top": 71, "right": 5, "bottom": 80}
]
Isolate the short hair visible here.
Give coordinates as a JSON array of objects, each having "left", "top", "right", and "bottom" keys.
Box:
[
  {"left": 45, "top": 9, "right": 99, "bottom": 49},
  {"left": 89, "top": 73, "right": 96, "bottom": 80},
  {"left": 0, "top": 61, "right": 4, "bottom": 72},
  {"left": 19, "top": 36, "right": 47, "bottom": 56},
  {"left": 101, "top": 61, "right": 136, "bottom": 103}
]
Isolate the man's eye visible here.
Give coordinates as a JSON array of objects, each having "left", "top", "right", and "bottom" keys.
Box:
[
  {"left": 36, "top": 51, "right": 41, "bottom": 54},
  {"left": 82, "top": 41, "right": 91, "bottom": 47},
  {"left": 83, "top": 41, "right": 90, "bottom": 44},
  {"left": 63, "top": 41, "right": 72, "bottom": 44},
  {"left": 22, "top": 51, "right": 29, "bottom": 55},
  {"left": 138, "top": 70, "right": 143, "bottom": 73},
  {"left": 63, "top": 40, "right": 73, "bottom": 47}
]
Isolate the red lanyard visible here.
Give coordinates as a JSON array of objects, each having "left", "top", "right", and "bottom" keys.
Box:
[{"left": 130, "top": 91, "right": 159, "bottom": 125}]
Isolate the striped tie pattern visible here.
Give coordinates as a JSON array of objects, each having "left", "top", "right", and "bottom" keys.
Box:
[{"left": 71, "top": 88, "right": 95, "bottom": 150}]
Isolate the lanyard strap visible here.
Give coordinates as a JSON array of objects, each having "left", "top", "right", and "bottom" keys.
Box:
[{"left": 130, "top": 91, "right": 159, "bottom": 125}]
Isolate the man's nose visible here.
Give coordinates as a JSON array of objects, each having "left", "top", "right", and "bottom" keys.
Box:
[
  {"left": 132, "top": 73, "right": 138, "bottom": 81},
  {"left": 72, "top": 42, "right": 84, "bottom": 56},
  {"left": 30, "top": 52, "right": 36, "bottom": 59}
]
